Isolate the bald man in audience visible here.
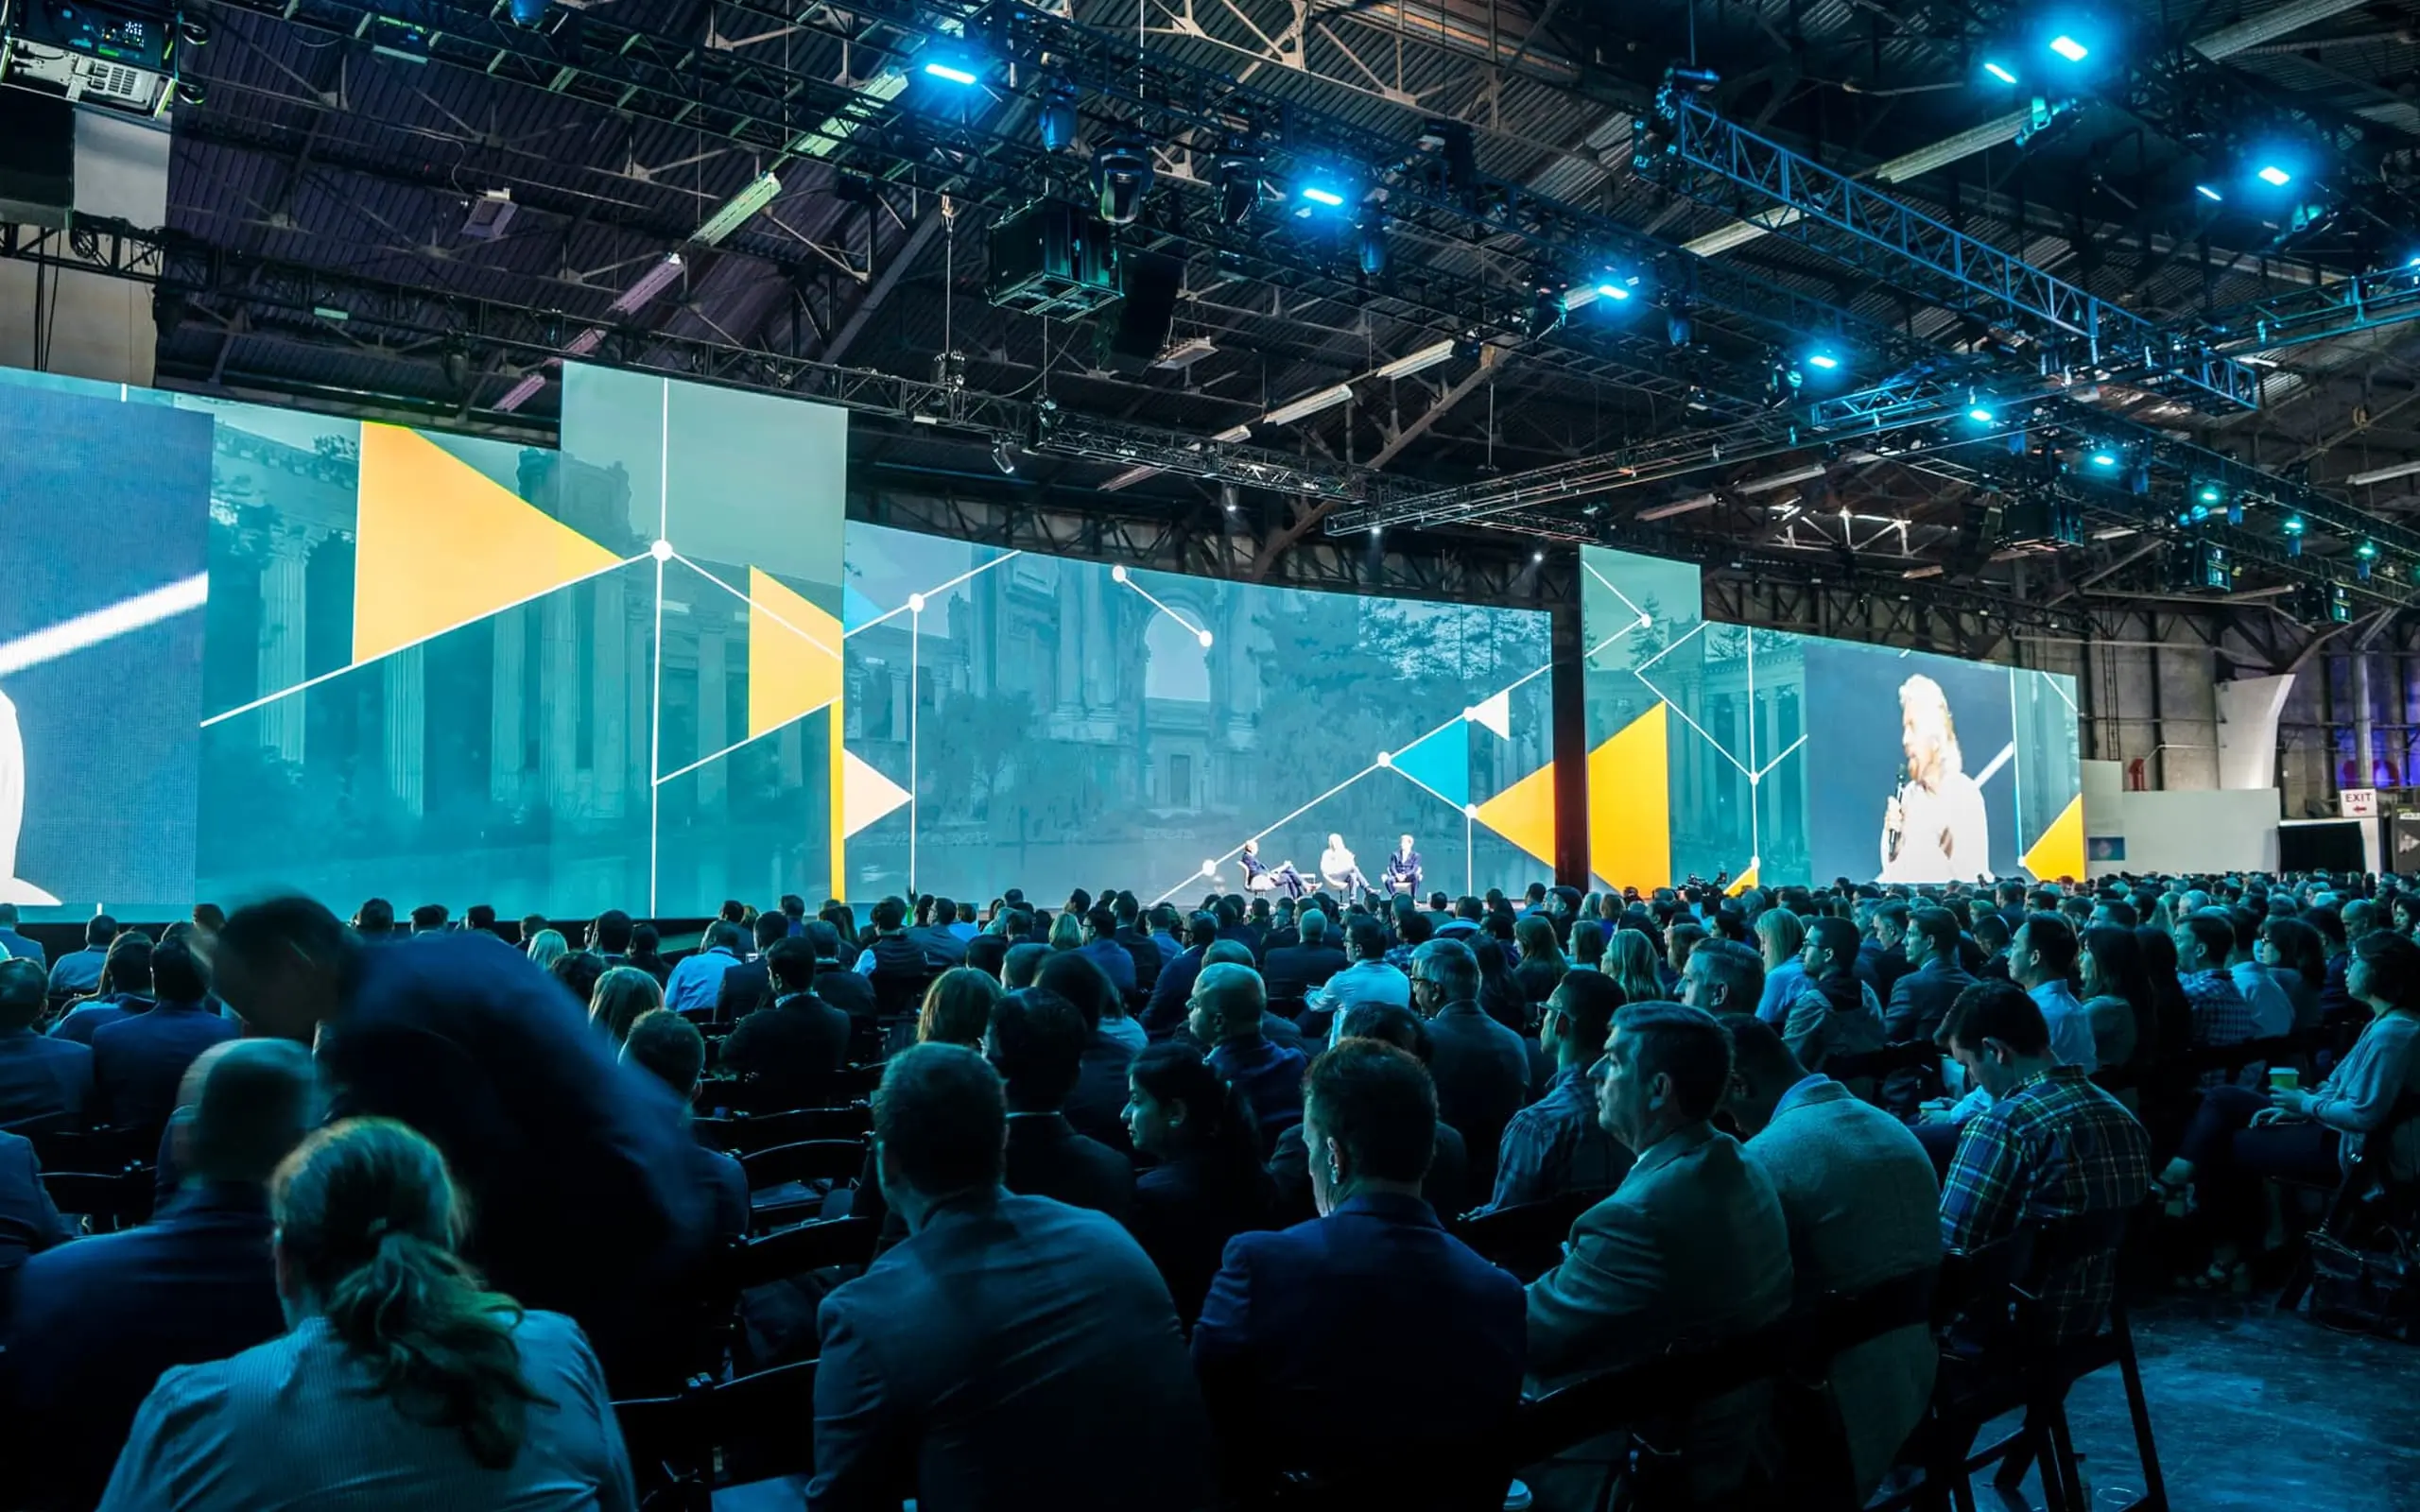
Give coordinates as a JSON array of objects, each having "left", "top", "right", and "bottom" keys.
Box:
[
  {"left": 2, "top": 1040, "right": 320, "bottom": 1509},
  {"left": 1190, "top": 963, "right": 1309, "bottom": 1154}
]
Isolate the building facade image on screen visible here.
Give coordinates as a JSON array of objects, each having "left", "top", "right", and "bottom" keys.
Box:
[
  {"left": 840, "top": 523, "right": 1558, "bottom": 906},
  {"left": 0, "top": 371, "right": 210, "bottom": 915},
  {"left": 1582, "top": 543, "right": 2083, "bottom": 891}
]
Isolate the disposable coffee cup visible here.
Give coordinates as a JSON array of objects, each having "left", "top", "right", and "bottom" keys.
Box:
[{"left": 2269, "top": 1067, "right": 2299, "bottom": 1093}]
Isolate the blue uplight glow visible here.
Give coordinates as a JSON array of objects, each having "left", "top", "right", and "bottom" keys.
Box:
[
  {"left": 2048, "top": 34, "right": 2089, "bottom": 62},
  {"left": 1299, "top": 185, "right": 1346, "bottom": 207},
  {"left": 922, "top": 61, "right": 979, "bottom": 85},
  {"left": 1983, "top": 60, "right": 2018, "bottom": 84}
]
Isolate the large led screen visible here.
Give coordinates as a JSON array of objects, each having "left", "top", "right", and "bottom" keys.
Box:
[
  {"left": 840, "top": 523, "right": 1559, "bottom": 906},
  {"left": 0, "top": 364, "right": 847, "bottom": 920},
  {"left": 1582, "top": 544, "right": 2083, "bottom": 890}
]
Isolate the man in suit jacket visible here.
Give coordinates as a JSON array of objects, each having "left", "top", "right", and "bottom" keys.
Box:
[
  {"left": 1526, "top": 1003, "right": 1793, "bottom": 1507},
  {"left": 1409, "top": 938, "right": 1531, "bottom": 1186},
  {"left": 1144, "top": 913, "right": 1222, "bottom": 1036},
  {"left": 1196, "top": 1038, "right": 1522, "bottom": 1507},
  {"left": 1885, "top": 907, "right": 1977, "bottom": 1043},
  {"left": 1036, "top": 953, "right": 1138, "bottom": 1156},
  {"left": 209, "top": 895, "right": 712, "bottom": 1388},
  {"left": 1263, "top": 908, "right": 1349, "bottom": 999},
  {"left": 1074, "top": 906, "right": 1139, "bottom": 997},
  {"left": 90, "top": 937, "right": 239, "bottom": 1130},
  {"left": 1, "top": 1039, "right": 315, "bottom": 1507},
  {"left": 0, "top": 1124, "right": 69, "bottom": 1274},
  {"left": 809, "top": 1045, "right": 1216, "bottom": 1511},
  {"left": 907, "top": 896, "right": 971, "bottom": 970},
  {"left": 1110, "top": 895, "right": 1165, "bottom": 994},
  {"left": 1723, "top": 1018, "right": 1939, "bottom": 1502},
  {"left": 1193, "top": 963, "right": 1309, "bottom": 1156},
  {"left": 712, "top": 913, "right": 795, "bottom": 1022},
  {"left": 0, "top": 903, "right": 43, "bottom": 969},
  {"left": 720, "top": 939, "right": 852, "bottom": 1110},
  {"left": 990, "top": 987, "right": 1135, "bottom": 1227},
  {"left": 1783, "top": 917, "right": 1888, "bottom": 1081},
  {"left": 1861, "top": 902, "right": 1918, "bottom": 1002},
  {"left": 800, "top": 921, "right": 877, "bottom": 1023},
  {"left": 0, "top": 958, "right": 90, "bottom": 1125},
  {"left": 620, "top": 1010, "right": 751, "bottom": 1244}
]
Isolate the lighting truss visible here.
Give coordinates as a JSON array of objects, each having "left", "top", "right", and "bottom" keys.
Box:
[
  {"left": 1634, "top": 92, "right": 2266, "bottom": 414},
  {"left": 0, "top": 215, "right": 1400, "bottom": 504},
  {"left": 2167, "top": 259, "right": 2420, "bottom": 353}
]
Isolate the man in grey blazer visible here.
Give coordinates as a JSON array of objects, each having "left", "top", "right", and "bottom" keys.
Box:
[
  {"left": 1885, "top": 906, "right": 1977, "bottom": 1043},
  {"left": 1525, "top": 1003, "right": 1793, "bottom": 1509},
  {"left": 807, "top": 1043, "right": 1216, "bottom": 1512},
  {"left": 1724, "top": 1016, "right": 1941, "bottom": 1502}
]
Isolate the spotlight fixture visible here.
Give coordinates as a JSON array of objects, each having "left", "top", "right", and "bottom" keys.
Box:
[
  {"left": 1982, "top": 60, "right": 2018, "bottom": 85},
  {"left": 2193, "top": 480, "right": 2222, "bottom": 506},
  {"left": 507, "top": 0, "right": 548, "bottom": 25},
  {"left": 2283, "top": 513, "right": 2306, "bottom": 555},
  {"left": 2048, "top": 34, "right": 2089, "bottom": 62},
  {"left": 992, "top": 436, "right": 1019, "bottom": 474},
  {"left": 2087, "top": 446, "right": 2119, "bottom": 469},
  {"left": 922, "top": 60, "right": 980, "bottom": 86},
  {"left": 1093, "top": 140, "right": 1154, "bottom": 226},
  {"left": 1523, "top": 288, "right": 1567, "bottom": 339},
  {"left": 1298, "top": 183, "right": 1347, "bottom": 209},
  {"left": 1804, "top": 347, "right": 1841, "bottom": 370},
  {"left": 1214, "top": 149, "right": 1261, "bottom": 227},
  {"left": 1037, "top": 79, "right": 1080, "bottom": 152},
  {"left": 1357, "top": 217, "right": 1388, "bottom": 278},
  {"left": 2195, "top": 183, "right": 2224, "bottom": 203},
  {"left": 2358, "top": 540, "right": 2380, "bottom": 560},
  {"left": 2256, "top": 163, "right": 2292, "bottom": 187},
  {"left": 609, "top": 253, "right": 684, "bottom": 316}
]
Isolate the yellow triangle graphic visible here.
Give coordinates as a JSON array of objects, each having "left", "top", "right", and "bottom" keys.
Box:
[
  {"left": 1476, "top": 761, "right": 1558, "bottom": 868},
  {"left": 1588, "top": 704, "right": 1670, "bottom": 893},
  {"left": 354, "top": 424, "right": 621, "bottom": 664},
  {"left": 747, "top": 567, "right": 843, "bottom": 739},
  {"left": 1726, "top": 863, "right": 1759, "bottom": 897},
  {"left": 2021, "top": 793, "right": 2085, "bottom": 883},
  {"left": 842, "top": 748, "right": 911, "bottom": 838}
]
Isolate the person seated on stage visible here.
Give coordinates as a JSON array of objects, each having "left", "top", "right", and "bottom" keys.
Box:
[
  {"left": 50, "top": 930, "right": 154, "bottom": 1045},
  {"left": 1190, "top": 964, "right": 1308, "bottom": 1156},
  {"left": 1265, "top": 907, "right": 1349, "bottom": 999},
  {"left": 1310, "top": 919, "right": 1411, "bottom": 1030},
  {"left": 989, "top": 987, "right": 1136, "bottom": 1227},
  {"left": 1780, "top": 917, "right": 1887, "bottom": 1083},
  {"left": 1478, "top": 971, "right": 1632, "bottom": 1216},
  {"left": 1720, "top": 1017, "right": 1938, "bottom": 1503},
  {"left": 1320, "top": 834, "right": 1373, "bottom": 899},
  {"left": 4, "top": 1040, "right": 317, "bottom": 1510},
  {"left": 2153, "top": 929, "right": 2420, "bottom": 1286},
  {"left": 1124, "top": 1042, "right": 1276, "bottom": 1329},
  {"left": 807, "top": 1045, "right": 1216, "bottom": 1512},
  {"left": 1238, "top": 838, "right": 1306, "bottom": 899},
  {"left": 1382, "top": 834, "right": 1423, "bottom": 898},
  {"left": 91, "top": 936, "right": 239, "bottom": 1131},
  {"left": 1145, "top": 913, "right": 1224, "bottom": 1036},
  {"left": 0, "top": 956, "right": 90, "bottom": 1126},
  {"left": 1525, "top": 1004, "right": 1794, "bottom": 1509},
  {"left": 97, "top": 1119, "right": 637, "bottom": 1512},
  {"left": 719, "top": 938, "right": 850, "bottom": 1109},
  {"left": 1938, "top": 979, "right": 2152, "bottom": 1345},
  {"left": 620, "top": 1009, "right": 748, "bottom": 1246},
  {"left": 1193, "top": 1038, "right": 1522, "bottom": 1508}
]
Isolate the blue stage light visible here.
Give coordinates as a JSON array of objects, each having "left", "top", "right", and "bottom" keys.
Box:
[
  {"left": 2088, "top": 448, "right": 2118, "bottom": 468},
  {"left": 1982, "top": 60, "right": 2018, "bottom": 84},
  {"left": 2195, "top": 183, "right": 2223, "bottom": 202},
  {"left": 1299, "top": 184, "right": 1346, "bottom": 208},
  {"left": 2048, "top": 34, "right": 2089, "bottom": 62},
  {"left": 1968, "top": 404, "right": 1996, "bottom": 423},
  {"left": 923, "top": 60, "right": 980, "bottom": 85},
  {"left": 1596, "top": 282, "right": 1633, "bottom": 301},
  {"left": 2256, "top": 163, "right": 2292, "bottom": 187},
  {"left": 1805, "top": 349, "right": 1841, "bottom": 370}
]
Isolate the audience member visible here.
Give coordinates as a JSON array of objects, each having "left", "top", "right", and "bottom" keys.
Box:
[
  {"left": 621, "top": 1009, "right": 748, "bottom": 1245},
  {"left": 1069, "top": 906, "right": 1137, "bottom": 998},
  {"left": 1267, "top": 1003, "right": 1473, "bottom": 1221},
  {"left": 1144, "top": 913, "right": 1223, "bottom": 1034},
  {"left": 0, "top": 903, "right": 43, "bottom": 968},
  {"left": 45, "top": 915, "right": 114, "bottom": 999},
  {"left": 98, "top": 1118, "right": 635, "bottom": 1510},
  {"left": 1512, "top": 915, "right": 1568, "bottom": 1005},
  {"left": 587, "top": 965, "right": 666, "bottom": 1047},
  {"left": 1752, "top": 908, "right": 1806, "bottom": 1023},
  {"left": 988, "top": 988, "right": 1136, "bottom": 1226},
  {"left": 549, "top": 950, "right": 606, "bottom": 1011},
  {"left": 48, "top": 930, "right": 153, "bottom": 1044},
  {"left": 1782, "top": 917, "right": 1888, "bottom": 1078},
  {"left": 854, "top": 895, "right": 937, "bottom": 987},
  {"left": 1525, "top": 1003, "right": 1793, "bottom": 1506},
  {"left": 907, "top": 897, "right": 971, "bottom": 968},
  {"left": 665, "top": 920, "right": 747, "bottom": 1013},
  {"left": 917, "top": 967, "right": 1002, "bottom": 1049},
  {"left": 1721, "top": 1018, "right": 1938, "bottom": 1501},
  {"left": 524, "top": 927, "right": 568, "bottom": 973},
  {"left": 1862, "top": 902, "right": 1917, "bottom": 1001},
  {"left": 1194, "top": 1038, "right": 1522, "bottom": 1508},
  {"left": 2173, "top": 910, "right": 2259, "bottom": 1086},
  {"left": 1309, "top": 917, "right": 1410, "bottom": 1026},
  {"left": 1263, "top": 907, "right": 1348, "bottom": 999},
  {"left": 1002, "top": 940, "right": 1051, "bottom": 989},
  {"left": 2007, "top": 912, "right": 2098, "bottom": 1073},
  {"left": 1482, "top": 970, "right": 1632, "bottom": 1213},
  {"left": 1124, "top": 1042, "right": 1275, "bottom": 1327},
  {"left": 588, "top": 909, "right": 634, "bottom": 963},
  {"left": 808, "top": 1044, "right": 1215, "bottom": 1511},
  {"left": 801, "top": 921, "right": 876, "bottom": 1022},
  {"left": 1600, "top": 929, "right": 1661, "bottom": 1006},
  {"left": 2078, "top": 924, "right": 2155, "bottom": 1077},
  {"left": 623, "top": 923, "right": 673, "bottom": 987},
  {"left": 720, "top": 939, "right": 850, "bottom": 1109},
  {"left": 1885, "top": 906, "right": 1976, "bottom": 1044},
  {"left": 1412, "top": 937, "right": 1531, "bottom": 1188},
  {"left": 210, "top": 897, "right": 711, "bottom": 1384},
  {"left": 1034, "top": 951, "right": 1140, "bottom": 1154},
  {"left": 3, "top": 1040, "right": 318, "bottom": 1508},
  {"left": 2221, "top": 908, "right": 2296, "bottom": 1040},
  {"left": 1677, "top": 936, "right": 1764, "bottom": 1016},
  {"left": 1938, "top": 980, "right": 2152, "bottom": 1343},
  {"left": 0, "top": 957, "right": 89, "bottom": 1125},
  {"left": 713, "top": 911, "right": 795, "bottom": 1020},
  {"left": 1191, "top": 963, "right": 1308, "bottom": 1153},
  {"left": 89, "top": 936, "right": 237, "bottom": 1131},
  {"left": 0, "top": 1111, "right": 67, "bottom": 1280}
]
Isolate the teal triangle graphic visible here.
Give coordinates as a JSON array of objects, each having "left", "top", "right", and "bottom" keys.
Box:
[
  {"left": 842, "top": 582, "right": 886, "bottom": 632},
  {"left": 1391, "top": 719, "right": 1469, "bottom": 809}
]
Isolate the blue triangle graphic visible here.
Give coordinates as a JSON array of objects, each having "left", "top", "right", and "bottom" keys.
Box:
[
  {"left": 1390, "top": 719, "right": 1469, "bottom": 809},
  {"left": 842, "top": 582, "right": 886, "bottom": 633}
]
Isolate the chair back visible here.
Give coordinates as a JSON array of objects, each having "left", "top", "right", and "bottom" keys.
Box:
[
  {"left": 618, "top": 1359, "right": 821, "bottom": 1511},
  {"left": 41, "top": 1165, "right": 154, "bottom": 1231},
  {"left": 694, "top": 1104, "right": 872, "bottom": 1157},
  {"left": 739, "top": 1138, "right": 867, "bottom": 1193},
  {"left": 1450, "top": 1186, "right": 1616, "bottom": 1282},
  {"left": 28, "top": 1123, "right": 156, "bottom": 1178},
  {"left": 872, "top": 968, "right": 935, "bottom": 1020},
  {"left": 723, "top": 1214, "right": 880, "bottom": 1295}
]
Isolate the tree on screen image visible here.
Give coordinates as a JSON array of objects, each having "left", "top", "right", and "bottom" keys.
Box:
[{"left": 919, "top": 687, "right": 1039, "bottom": 832}]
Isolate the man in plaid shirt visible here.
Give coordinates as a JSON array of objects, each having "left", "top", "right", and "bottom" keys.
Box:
[
  {"left": 1939, "top": 979, "right": 2152, "bottom": 1343},
  {"left": 1477, "top": 971, "right": 1633, "bottom": 1213},
  {"left": 2174, "top": 912, "right": 2259, "bottom": 1088}
]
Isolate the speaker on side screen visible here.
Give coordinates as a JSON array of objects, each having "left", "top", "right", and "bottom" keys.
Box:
[
  {"left": 1106, "top": 249, "right": 1184, "bottom": 371},
  {"left": 0, "top": 94, "right": 77, "bottom": 229}
]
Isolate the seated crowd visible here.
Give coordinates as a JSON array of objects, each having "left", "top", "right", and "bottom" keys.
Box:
[{"left": 0, "top": 868, "right": 2412, "bottom": 1512}]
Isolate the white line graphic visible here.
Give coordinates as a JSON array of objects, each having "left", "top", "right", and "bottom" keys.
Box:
[{"left": 2, "top": 574, "right": 208, "bottom": 678}]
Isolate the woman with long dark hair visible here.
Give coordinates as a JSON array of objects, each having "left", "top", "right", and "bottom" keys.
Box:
[
  {"left": 1125, "top": 1042, "right": 1274, "bottom": 1328},
  {"left": 2078, "top": 924, "right": 2157, "bottom": 1081},
  {"left": 100, "top": 1118, "right": 632, "bottom": 1509},
  {"left": 2256, "top": 915, "right": 2327, "bottom": 1032},
  {"left": 1471, "top": 932, "right": 1530, "bottom": 1035},
  {"left": 1511, "top": 915, "right": 1567, "bottom": 1005},
  {"left": 2132, "top": 924, "right": 2196, "bottom": 1070}
]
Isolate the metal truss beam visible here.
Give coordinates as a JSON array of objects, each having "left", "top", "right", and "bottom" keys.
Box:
[
  {"left": 0, "top": 215, "right": 1396, "bottom": 502},
  {"left": 2175, "top": 260, "right": 2420, "bottom": 354},
  {"left": 1636, "top": 93, "right": 2265, "bottom": 414}
]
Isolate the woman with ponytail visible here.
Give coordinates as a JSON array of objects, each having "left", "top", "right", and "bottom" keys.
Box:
[
  {"left": 1125, "top": 1041, "right": 1275, "bottom": 1329},
  {"left": 100, "top": 1118, "right": 635, "bottom": 1510}
]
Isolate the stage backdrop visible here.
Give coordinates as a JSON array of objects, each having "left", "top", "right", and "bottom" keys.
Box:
[
  {"left": 0, "top": 363, "right": 847, "bottom": 920},
  {"left": 841, "top": 522, "right": 1558, "bottom": 906},
  {"left": 1582, "top": 544, "right": 2083, "bottom": 891}
]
